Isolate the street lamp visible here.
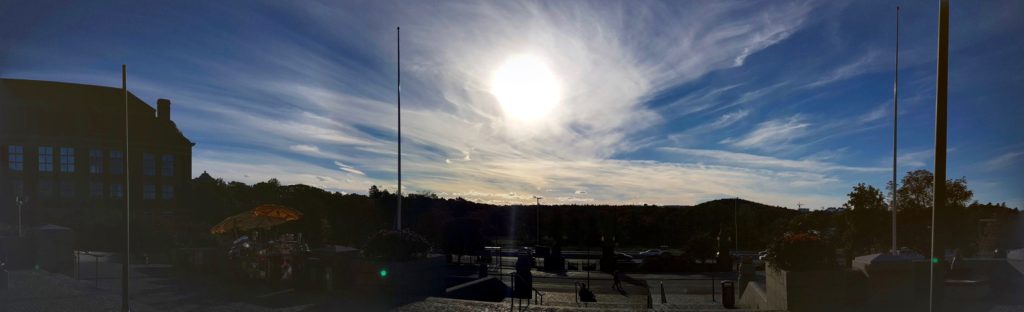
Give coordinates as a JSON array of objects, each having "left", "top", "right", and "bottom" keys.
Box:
[{"left": 15, "top": 196, "right": 27, "bottom": 237}]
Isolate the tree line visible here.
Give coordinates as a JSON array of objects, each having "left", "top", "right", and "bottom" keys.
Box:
[{"left": 77, "top": 169, "right": 1019, "bottom": 261}]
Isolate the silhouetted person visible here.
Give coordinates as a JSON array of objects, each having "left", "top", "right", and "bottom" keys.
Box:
[
  {"left": 612, "top": 270, "right": 623, "bottom": 291},
  {"left": 578, "top": 283, "right": 597, "bottom": 302}
]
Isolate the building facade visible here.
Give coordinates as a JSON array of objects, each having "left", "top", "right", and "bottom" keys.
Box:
[{"left": 0, "top": 78, "right": 193, "bottom": 248}]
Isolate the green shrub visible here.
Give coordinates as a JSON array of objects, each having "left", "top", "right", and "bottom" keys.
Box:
[{"left": 765, "top": 231, "right": 837, "bottom": 272}]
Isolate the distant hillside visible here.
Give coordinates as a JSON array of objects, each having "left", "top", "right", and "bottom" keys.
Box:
[{"left": 115, "top": 176, "right": 805, "bottom": 255}]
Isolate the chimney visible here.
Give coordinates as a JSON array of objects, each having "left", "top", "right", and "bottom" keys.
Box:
[{"left": 157, "top": 98, "right": 171, "bottom": 121}]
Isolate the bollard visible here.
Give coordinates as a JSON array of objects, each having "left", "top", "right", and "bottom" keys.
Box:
[
  {"left": 660, "top": 281, "right": 667, "bottom": 303},
  {"left": 94, "top": 255, "right": 100, "bottom": 288},
  {"left": 711, "top": 275, "right": 716, "bottom": 302}
]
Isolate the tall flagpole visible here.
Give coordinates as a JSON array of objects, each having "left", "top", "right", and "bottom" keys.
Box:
[
  {"left": 122, "top": 64, "right": 131, "bottom": 311},
  {"left": 396, "top": 27, "right": 402, "bottom": 231},
  {"left": 891, "top": 6, "right": 900, "bottom": 254},
  {"left": 930, "top": 1, "right": 950, "bottom": 310}
]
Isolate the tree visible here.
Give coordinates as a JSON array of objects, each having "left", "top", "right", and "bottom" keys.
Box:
[
  {"left": 891, "top": 170, "right": 973, "bottom": 211},
  {"left": 890, "top": 170, "right": 974, "bottom": 254},
  {"left": 442, "top": 218, "right": 487, "bottom": 262},
  {"left": 369, "top": 185, "right": 382, "bottom": 199},
  {"left": 841, "top": 183, "right": 890, "bottom": 257},
  {"left": 844, "top": 183, "right": 887, "bottom": 210}
]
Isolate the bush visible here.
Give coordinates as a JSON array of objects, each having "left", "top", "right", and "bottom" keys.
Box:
[
  {"left": 765, "top": 231, "right": 837, "bottom": 272},
  {"left": 362, "top": 229, "right": 432, "bottom": 261}
]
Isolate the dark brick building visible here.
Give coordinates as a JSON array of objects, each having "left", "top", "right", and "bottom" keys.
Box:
[{"left": 0, "top": 78, "right": 193, "bottom": 248}]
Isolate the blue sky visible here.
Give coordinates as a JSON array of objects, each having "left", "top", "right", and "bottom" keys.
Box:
[{"left": 2, "top": 0, "right": 1021, "bottom": 208}]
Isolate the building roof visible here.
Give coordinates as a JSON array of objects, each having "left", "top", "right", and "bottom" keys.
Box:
[{"left": 0, "top": 78, "right": 192, "bottom": 147}]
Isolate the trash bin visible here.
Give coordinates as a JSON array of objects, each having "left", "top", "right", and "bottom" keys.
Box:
[{"left": 720, "top": 280, "right": 735, "bottom": 308}]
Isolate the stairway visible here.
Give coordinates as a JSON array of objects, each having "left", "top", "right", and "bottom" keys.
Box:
[{"left": 396, "top": 296, "right": 787, "bottom": 311}]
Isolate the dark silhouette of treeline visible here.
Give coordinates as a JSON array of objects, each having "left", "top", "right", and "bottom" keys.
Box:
[
  {"left": 144, "top": 172, "right": 796, "bottom": 258},
  {"left": 68, "top": 170, "right": 1020, "bottom": 260}
]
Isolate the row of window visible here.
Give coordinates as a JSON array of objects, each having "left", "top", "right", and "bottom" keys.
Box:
[
  {"left": 6, "top": 146, "right": 173, "bottom": 176},
  {"left": 9, "top": 180, "right": 174, "bottom": 200}
]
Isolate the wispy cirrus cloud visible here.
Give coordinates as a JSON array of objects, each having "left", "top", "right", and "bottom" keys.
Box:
[
  {"left": 722, "top": 115, "right": 811, "bottom": 152},
  {"left": 983, "top": 151, "right": 1024, "bottom": 171},
  {"left": 7, "top": 0, "right": 1021, "bottom": 209}
]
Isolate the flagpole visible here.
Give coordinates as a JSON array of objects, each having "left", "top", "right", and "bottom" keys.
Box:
[
  {"left": 396, "top": 26, "right": 402, "bottom": 231},
  {"left": 930, "top": 1, "right": 950, "bottom": 310},
  {"left": 891, "top": 5, "right": 900, "bottom": 254},
  {"left": 122, "top": 64, "right": 131, "bottom": 311}
]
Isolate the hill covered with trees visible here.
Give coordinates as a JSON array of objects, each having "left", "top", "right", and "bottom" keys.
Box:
[{"left": 116, "top": 169, "right": 1018, "bottom": 262}]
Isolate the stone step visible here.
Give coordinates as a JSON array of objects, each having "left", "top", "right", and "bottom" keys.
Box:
[{"left": 399, "top": 296, "right": 786, "bottom": 312}]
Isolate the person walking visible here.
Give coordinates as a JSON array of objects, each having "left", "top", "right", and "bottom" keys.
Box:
[{"left": 612, "top": 270, "right": 623, "bottom": 291}]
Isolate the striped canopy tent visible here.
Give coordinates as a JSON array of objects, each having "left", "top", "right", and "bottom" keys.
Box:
[
  {"left": 252, "top": 204, "right": 303, "bottom": 221},
  {"left": 210, "top": 204, "right": 303, "bottom": 235}
]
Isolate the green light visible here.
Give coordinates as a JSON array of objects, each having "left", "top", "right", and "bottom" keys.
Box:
[
  {"left": 932, "top": 257, "right": 939, "bottom": 264},
  {"left": 379, "top": 269, "right": 388, "bottom": 278}
]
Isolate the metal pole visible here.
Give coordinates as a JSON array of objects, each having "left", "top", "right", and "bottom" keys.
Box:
[
  {"left": 892, "top": 5, "right": 900, "bottom": 254},
  {"left": 930, "top": 1, "right": 950, "bottom": 311},
  {"left": 734, "top": 198, "right": 738, "bottom": 252},
  {"left": 396, "top": 27, "right": 402, "bottom": 231},
  {"left": 535, "top": 196, "right": 540, "bottom": 245},
  {"left": 122, "top": 64, "right": 131, "bottom": 311},
  {"left": 16, "top": 197, "right": 23, "bottom": 237}
]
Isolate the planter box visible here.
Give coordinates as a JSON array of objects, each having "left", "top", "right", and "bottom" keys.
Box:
[{"left": 766, "top": 266, "right": 847, "bottom": 312}]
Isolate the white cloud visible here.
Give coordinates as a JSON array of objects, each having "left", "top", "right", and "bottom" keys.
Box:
[
  {"left": 290, "top": 144, "right": 320, "bottom": 154},
  {"left": 709, "top": 109, "right": 751, "bottom": 129},
  {"left": 660, "top": 147, "right": 886, "bottom": 173},
  {"left": 334, "top": 161, "right": 366, "bottom": 176},
  {"left": 983, "top": 151, "right": 1024, "bottom": 171},
  {"left": 805, "top": 49, "right": 886, "bottom": 88},
  {"left": 723, "top": 115, "right": 811, "bottom": 151}
]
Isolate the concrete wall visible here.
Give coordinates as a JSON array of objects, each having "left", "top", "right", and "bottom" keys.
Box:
[
  {"left": 336, "top": 254, "right": 447, "bottom": 306},
  {"left": 737, "top": 281, "right": 769, "bottom": 310},
  {"left": 766, "top": 268, "right": 848, "bottom": 312}
]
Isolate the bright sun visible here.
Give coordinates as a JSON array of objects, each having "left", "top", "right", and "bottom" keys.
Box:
[{"left": 490, "top": 54, "right": 561, "bottom": 122}]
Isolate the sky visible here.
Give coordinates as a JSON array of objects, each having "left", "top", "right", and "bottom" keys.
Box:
[{"left": 1, "top": 0, "right": 1022, "bottom": 208}]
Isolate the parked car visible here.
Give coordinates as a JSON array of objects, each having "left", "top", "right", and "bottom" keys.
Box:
[
  {"left": 752, "top": 250, "right": 768, "bottom": 269},
  {"left": 639, "top": 249, "right": 672, "bottom": 258}
]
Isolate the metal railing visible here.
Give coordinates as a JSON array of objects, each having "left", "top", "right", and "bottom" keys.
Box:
[
  {"left": 509, "top": 272, "right": 544, "bottom": 312},
  {"left": 531, "top": 273, "right": 729, "bottom": 304}
]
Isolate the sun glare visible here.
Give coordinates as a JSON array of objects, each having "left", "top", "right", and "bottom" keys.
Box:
[{"left": 490, "top": 54, "right": 561, "bottom": 122}]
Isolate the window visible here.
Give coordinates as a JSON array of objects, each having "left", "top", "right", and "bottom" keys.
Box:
[
  {"left": 8, "top": 145, "right": 23, "bottom": 171},
  {"left": 89, "top": 149, "right": 103, "bottom": 174},
  {"left": 161, "top": 184, "right": 174, "bottom": 200},
  {"left": 60, "top": 147, "right": 75, "bottom": 173},
  {"left": 161, "top": 154, "right": 174, "bottom": 177},
  {"left": 38, "top": 179, "right": 53, "bottom": 196},
  {"left": 38, "top": 146, "right": 53, "bottom": 172},
  {"left": 59, "top": 180, "right": 74, "bottom": 197},
  {"left": 90, "top": 182, "right": 104, "bottom": 199},
  {"left": 143, "top": 153, "right": 155, "bottom": 176},
  {"left": 109, "top": 151, "right": 124, "bottom": 174},
  {"left": 110, "top": 183, "right": 124, "bottom": 199},
  {"left": 143, "top": 183, "right": 156, "bottom": 200}
]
